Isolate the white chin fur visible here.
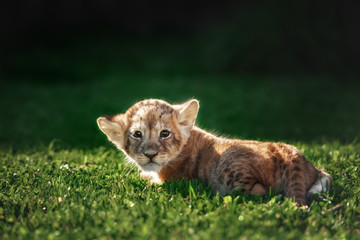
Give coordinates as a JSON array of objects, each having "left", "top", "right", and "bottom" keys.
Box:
[{"left": 140, "top": 162, "right": 162, "bottom": 172}]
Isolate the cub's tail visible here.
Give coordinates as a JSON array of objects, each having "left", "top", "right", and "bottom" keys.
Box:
[{"left": 307, "top": 170, "right": 331, "bottom": 204}]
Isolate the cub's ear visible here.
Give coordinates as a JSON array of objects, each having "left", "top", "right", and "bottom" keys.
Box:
[
  {"left": 178, "top": 99, "right": 199, "bottom": 135},
  {"left": 97, "top": 114, "right": 126, "bottom": 149}
]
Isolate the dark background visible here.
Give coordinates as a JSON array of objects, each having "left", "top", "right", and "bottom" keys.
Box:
[
  {"left": 1, "top": 0, "right": 360, "bottom": 148},
  {"left": 1, "top": 0, "right": 359, "bottom": 78}
]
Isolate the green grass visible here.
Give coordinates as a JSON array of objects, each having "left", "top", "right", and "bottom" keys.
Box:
[
  {"left": 1, "top": 37, "right": 360, "bottom": 239},
  {"left": 1, "top": 142, "right": 359, "bottom": 239}
]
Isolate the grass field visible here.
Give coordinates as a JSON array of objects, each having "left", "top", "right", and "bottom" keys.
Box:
[{"left": 1, "top": 38, "right": 360, "bottom": 239}]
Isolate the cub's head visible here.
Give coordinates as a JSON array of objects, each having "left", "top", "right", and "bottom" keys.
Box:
[{"left": 97, "top": 99, "right": 199, "bottom": 172}]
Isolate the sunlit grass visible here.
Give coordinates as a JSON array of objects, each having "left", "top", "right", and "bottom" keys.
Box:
[{"left": 0, "top": 141, "right": 359, "bottom": 239}]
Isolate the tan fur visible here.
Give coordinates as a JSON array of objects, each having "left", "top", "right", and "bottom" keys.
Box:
[{"left": 97, "top": 99, "right": 331, "bottom": 206}]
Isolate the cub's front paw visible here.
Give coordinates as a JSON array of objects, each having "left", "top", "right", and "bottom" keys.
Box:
[{"left": 140, "top": 172, "right": 163, "bottom": 185}]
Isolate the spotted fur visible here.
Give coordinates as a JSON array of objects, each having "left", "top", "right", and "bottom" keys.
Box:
[{"left": 97, "top": 99, "right": 331, "bottom": 206}]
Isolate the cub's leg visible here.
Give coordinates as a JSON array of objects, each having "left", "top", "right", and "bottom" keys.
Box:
[
  {"left": 249, "top": 183, "right": 267, "bottom": 196},
  {"left": 212, "top": 159, "right": 268, "bottom": 197},
  {"left": 211, "top": 165, "right": 267, "bottom": 197},
  {"left": 211, "top": 146, "right": 272, "bottom": 197}
]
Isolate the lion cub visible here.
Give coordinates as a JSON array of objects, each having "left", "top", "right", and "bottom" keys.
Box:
[{"left": 97, "top": 99, "right": 331, "bottom": 205}]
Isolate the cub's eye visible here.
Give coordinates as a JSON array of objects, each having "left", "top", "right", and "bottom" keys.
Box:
[
  {"left": 132, "top": 131, "right": 142, "bottom": 139},
  {"left": 160, "top": 130, "right": 171, "bottom": 139}
]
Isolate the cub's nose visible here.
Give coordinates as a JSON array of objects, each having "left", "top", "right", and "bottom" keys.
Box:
[{"left": 143, "top": 150, "right": 158, "bottom": 160}]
